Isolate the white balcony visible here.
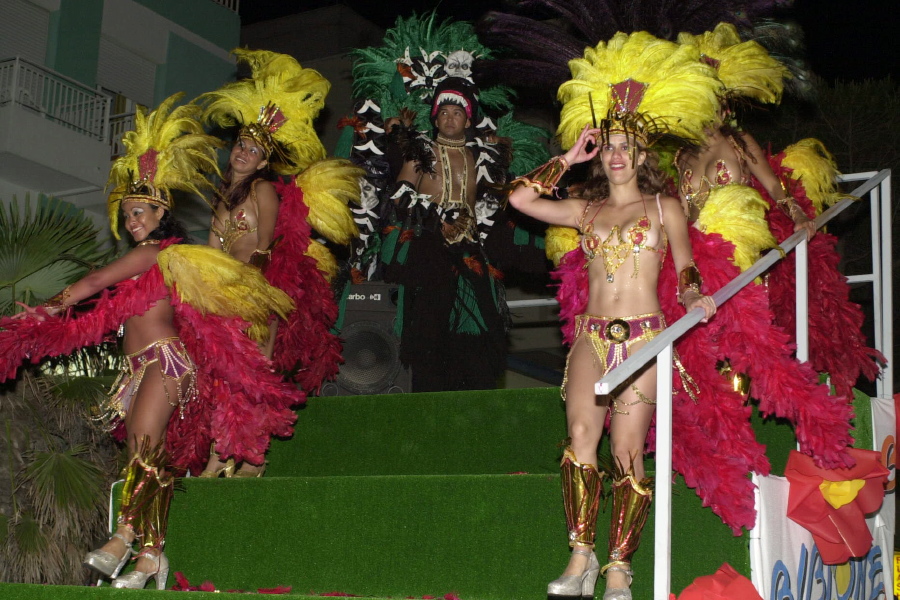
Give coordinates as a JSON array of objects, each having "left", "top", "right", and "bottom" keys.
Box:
[{"left": 0, "top": 57, "right": 111, "bottom": 197}]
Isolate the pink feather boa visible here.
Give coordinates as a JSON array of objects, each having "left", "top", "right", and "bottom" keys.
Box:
[{"left": 269, "top": 179, "right": 343, "bottom": 394}]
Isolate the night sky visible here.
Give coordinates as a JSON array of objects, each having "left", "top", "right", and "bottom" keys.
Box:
[{"left": 238, "top": 0, "right": 899, "bottom": 81}]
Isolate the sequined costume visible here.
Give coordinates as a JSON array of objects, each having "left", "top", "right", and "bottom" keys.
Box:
[{"left": 104, "top": 337, "right": 197, "bottom": 424}]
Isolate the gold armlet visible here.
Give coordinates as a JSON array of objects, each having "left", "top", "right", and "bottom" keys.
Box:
[
  {"left": 510, "top": 156, "right": 569, "bottom": 197},
  {"left": 249, "top": 249, "right": 272, "bottom": 271},
  {"left": 678, "top": 262, "right": 702, "bottom": 305},
  {"left": 42, "top": 286, "right": 72, "bottom": 310}
]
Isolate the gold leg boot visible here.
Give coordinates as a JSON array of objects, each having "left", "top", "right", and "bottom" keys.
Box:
[
  {"left": 601, "top": 467, "right": 653, "bottom": 600},
  {"left": 111, "top": 439, "right": 175, "bottom": 590},
  {"left": 548, "top": 447, "right": 604, "bottom": 598}
]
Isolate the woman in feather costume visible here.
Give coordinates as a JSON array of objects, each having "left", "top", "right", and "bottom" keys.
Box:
[
  {"left": 0, "top": 94, "right": 300, "bottom": 588},
  {"left": 509, "top": 32, "right": 720, "bottom": 600},
  {"left": 200, "top": 49, "right": 363, "bottom": 476}
]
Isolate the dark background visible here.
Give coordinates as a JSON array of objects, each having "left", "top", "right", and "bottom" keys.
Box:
[{"left": 239, "top": 0, "right": 899, "bottom": 81}]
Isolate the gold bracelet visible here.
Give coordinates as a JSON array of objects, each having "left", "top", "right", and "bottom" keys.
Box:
[
  {"left": 510, "top": 156, "right": 569, "bottom": 196},
  {"left": 42, "top": 286, "right": 72, "bottom": 310},
  {"left": 678, "top": 262, "right": 702, "bottom": 305}
]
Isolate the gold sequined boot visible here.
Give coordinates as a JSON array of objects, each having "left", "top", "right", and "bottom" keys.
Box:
[
  {"left": 548, "top": 446, "right": 605, "bottom": 598},
  {"left": 601, "top": 466, "right": 653, "bottom": 600},
  {"left": 111, "top": 438, "right": 174, "bottom": 589}
]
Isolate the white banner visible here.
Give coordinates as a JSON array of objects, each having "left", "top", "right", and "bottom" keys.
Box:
[{"left": 749, "top": 394, "right": 895, "bottom": 599}]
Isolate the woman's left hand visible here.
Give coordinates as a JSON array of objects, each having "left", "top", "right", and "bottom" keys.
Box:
[
  {"left": 794, "top": 215, "right": 817, "bottom": 241},
  {"left": 11, "top": 301, "right": 57, "bottom": 321},
  {"left": 684, "top": 293, "right": 716, "bottom": 322}
]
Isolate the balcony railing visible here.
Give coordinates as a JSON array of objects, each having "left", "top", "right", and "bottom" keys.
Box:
[
  {"left": 210, "top": 0, "right": 239, "bottom": 12},
  {"left": 0, "top": 57, "right": 111, "bottom": 141},
  {"left": 109, "top": 112, "right": 136, "bottom": 158}
]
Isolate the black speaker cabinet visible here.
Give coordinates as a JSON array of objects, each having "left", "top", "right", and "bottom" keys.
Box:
[{"left": 321, "top": 282, "right": 412, "bottom": 396}]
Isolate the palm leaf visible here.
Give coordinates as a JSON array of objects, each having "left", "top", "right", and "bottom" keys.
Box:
[{"left": 0, "top": 194, "right": 111, "bottom": 316}]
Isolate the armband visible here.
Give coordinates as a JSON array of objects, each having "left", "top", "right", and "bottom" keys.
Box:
[
  {"left": 510, "top": 156, "right": 569, "bottom": 197},
  {"left": 677, "top": 262, "right": 702, "bottom": 305},
  {"left": 249, "top": 249, "right": 272, "bottom": 271}
]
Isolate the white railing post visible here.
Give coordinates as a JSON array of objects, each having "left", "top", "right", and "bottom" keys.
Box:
[
  {"left": 653, "top": 342, "right": 674, "bottom": 600},
  {"left": 795, "top": 238, "right": 809, "bottom": 362},
  {"left": 877, "top": 174, "right": 893, "bottom": 399}
]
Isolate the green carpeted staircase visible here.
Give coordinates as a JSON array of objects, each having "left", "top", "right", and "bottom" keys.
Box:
[{"left": 4, "top": 385, "right": 866, "bottom": 599}]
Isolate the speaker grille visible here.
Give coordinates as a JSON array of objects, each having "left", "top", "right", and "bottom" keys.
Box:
[{"left": 335, "top": 320, "right": 402, "bottom": 394}]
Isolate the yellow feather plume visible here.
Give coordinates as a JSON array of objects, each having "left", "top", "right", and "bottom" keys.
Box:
[
  {"left": 545, "top": 226, "right": 581, "bottom": 266},
  {"left": 558, "top": 31, "right": 723, "bottom": 149},
  {"left": 200, "top": 49, "right": 330, "bottom": 175},
  {"left": 107, "top": 93, "right": 222, "bottom": 239},
  {"left": 696, "top": 185, "right": 777, "bottom": 273},
  {"left": 782, "top": 138, "right": 845, "bottom": 214},
  {"left": 295, "top": 158, "right": 364, "bottom": 245},
  {"left": 677, "top": 23, "right": 790, "bottom": 104},
  {"left": 304, "top": 239, "right": 339, "bottom": 282},
  {"left": 157, "top": 245, "right": 294, "bottom": 343}
]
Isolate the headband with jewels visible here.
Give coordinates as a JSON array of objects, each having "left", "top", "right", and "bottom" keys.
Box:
[
  {"left": 677, "top": 23, "right": 791, "bottom": 105},
  {"left": 201, "top": 48, "right": 330, "bottom": 176},
  {"left": 557, "top": 31, "right": 724, "bottom": 151},
  {"left": 430, "top": 77, "right": 478, "bottom": 122},
  {"left": 106, "top": 93, "right": 222, "bottom": 240}
]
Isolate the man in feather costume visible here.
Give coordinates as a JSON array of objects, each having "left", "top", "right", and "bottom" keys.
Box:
[
  {"left": 200, "top": 49, "right": 364, "bottom": 476},
  {"left": 343, "top": 12, "right": 553, "bottom": 392},
  {"left": 0, "top": 94, "right": 302, "bottom": 588}
]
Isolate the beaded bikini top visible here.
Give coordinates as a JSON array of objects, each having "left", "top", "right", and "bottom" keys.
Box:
[{"left": 580, "top": 194, "right": 667, "bottom": 283}]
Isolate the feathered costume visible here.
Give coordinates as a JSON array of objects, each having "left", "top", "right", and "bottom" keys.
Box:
[
  {"left": 0, "top": 95, "right": 302, "bottom": 477},
  {"left": 475, "top": 0, "right": 791, "bottom": 97},
  {"left": 341, "top": 11, "right": 551, "bottom": 283},
  {"left": 201, "top": 49, "right": 363, "bottom": 394},
  {"left": 340, "top": 13, "right": 552, "bottom": 391},
  {"left": 547, "top": 30, "right": 856, "bottom": 535}
]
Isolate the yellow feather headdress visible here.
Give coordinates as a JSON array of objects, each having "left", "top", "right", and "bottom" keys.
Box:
[
  {"left": 557, "top": 31, "right": 724, "bottom": 150},
  {"left": 200, "top": 48, "right": 330, "bottom": 175},
  {"left": 106, "top": 93, "right": 222, "bottom": 240},
  {"left": 677, "top": 23, "right": 791, "bottom": 104}
]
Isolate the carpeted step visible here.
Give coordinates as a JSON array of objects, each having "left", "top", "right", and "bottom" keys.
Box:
[
  {"left": 154, "top": 473, "right": 747, "bottom": 599},
  {"left": 266, "top": 388, "right": 569, "bottom": 477}
]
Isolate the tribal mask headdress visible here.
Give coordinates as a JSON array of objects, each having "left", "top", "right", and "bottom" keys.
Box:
[
  {"left": 106, "top": 93, "right": 222, "bottom": 240},
  {"left": 200, "top": 49, "right": 330, "bottom": 175},
  {"left": 557, "top": 31, "right": 724, "bottom": 151},
  {"left": 677, "top": 22, "right": 791, "bottom": 104}
]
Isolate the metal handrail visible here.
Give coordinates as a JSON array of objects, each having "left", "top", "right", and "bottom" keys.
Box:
[{"left": 588, "top": 169, "right": 891, "bottom": 598}]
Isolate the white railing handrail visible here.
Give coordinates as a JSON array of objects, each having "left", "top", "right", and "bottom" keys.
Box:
[
  {"left": 0, "top": 56, "right": 101, "bottom": 97},
  {"left": 594, "top": 168, "right": 892, "bottom": 394},
  {"left": 210, "top": 0, "right": 239, "bottom": 13},
  {"left": 586, "top": 169, "right": 891, "bottom": 598},
  {"left": 0, "top": 56, "right": 111, "bottom": 141}
]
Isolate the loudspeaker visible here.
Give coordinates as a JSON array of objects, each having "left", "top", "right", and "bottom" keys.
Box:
[{"left": 321, "top": 282, "right": 412, "bottom": 396}]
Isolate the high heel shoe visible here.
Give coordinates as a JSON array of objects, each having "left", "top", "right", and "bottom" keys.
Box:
[
  {"left": 83, "top": 532, "right": 133, "bottom": 578},
  {"left": 199, "top": 457, "right": 235, "bottom": 478},
  {"left": 548, "top": 547, "right": 600, "bottom": 598},
  {"left": 233, "top": 462, "right": 266, "bottom": 478},
  {"left": 112, "top": 549, "right": 169, "bottom": 590},
  {"left": 601, "top": 564, "right": 633, "bottom": 600}
]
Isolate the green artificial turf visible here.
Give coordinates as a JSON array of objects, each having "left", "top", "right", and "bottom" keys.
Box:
[{"left": 5, "top": 385, "right": 873, "bottom": 598}]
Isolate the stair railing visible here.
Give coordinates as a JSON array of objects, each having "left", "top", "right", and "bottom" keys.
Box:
[{"left": 591, "top": 169, "right": 892, "bottom": 598}]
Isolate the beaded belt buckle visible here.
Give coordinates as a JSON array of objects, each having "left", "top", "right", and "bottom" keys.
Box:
[{"left": 604, "top": 319, "right": 631, "bottom": 343}]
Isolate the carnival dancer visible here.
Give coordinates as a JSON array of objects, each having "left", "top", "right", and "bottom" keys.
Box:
[
  {"left": 674, "top": 23, "right": 879, "bottom": 430},
  {"left": 201, "top": 49, "right": 363, "bottom": 476},
  {"left": 509, "top": 33, "right": 721, "bottom": 600},
  {"left": 381, "top": 76, "right": 511, "bottom": 391},
  {"left": 0, "top": 94, "right": 300, "bottom": 588}
]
